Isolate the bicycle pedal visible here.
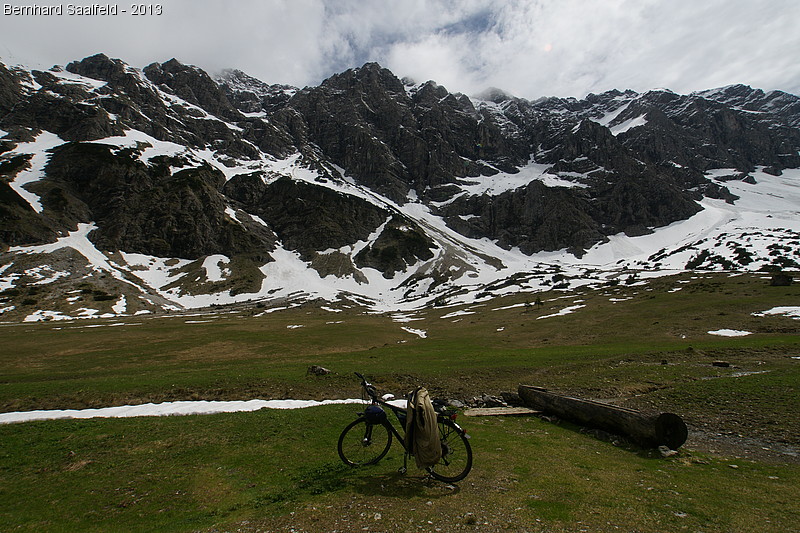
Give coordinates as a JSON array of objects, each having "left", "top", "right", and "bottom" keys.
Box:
[{"left": 398, "top": 467, "right": 407, "bottom": 474}]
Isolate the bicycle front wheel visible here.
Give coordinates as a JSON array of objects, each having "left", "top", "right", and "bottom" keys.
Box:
[
  {"left": 338, "top": 418, "right": 392, "bottom": 466},
  {"left": 427, "top": 418, "right": 473, "bottom": 482}
]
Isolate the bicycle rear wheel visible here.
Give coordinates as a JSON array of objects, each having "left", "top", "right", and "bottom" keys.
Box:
[
  {"left": 427, "top": 418, "right": 472, "bottom": 482},
  {"left": 338, "top": 418, "right": 392, "bottom": 466}
]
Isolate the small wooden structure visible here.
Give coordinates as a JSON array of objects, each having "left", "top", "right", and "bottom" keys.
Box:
[
  {"left": 463, "top": 406, "right": 540, "bottom": 417},
  {"left": 518, "top": 385, "right": 688, "bottom": 449}
]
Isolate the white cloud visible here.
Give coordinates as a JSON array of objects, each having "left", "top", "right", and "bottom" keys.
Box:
[
  {"left": 383, "top": 0, "right": 800, "bottom": 98},
  {"left": 1, "top": 0, "right": 798, "bottom": 98}
]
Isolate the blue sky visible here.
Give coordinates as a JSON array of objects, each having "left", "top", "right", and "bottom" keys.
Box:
[{"left": 1, "top": 0, "right": 799, "bottom": 98}]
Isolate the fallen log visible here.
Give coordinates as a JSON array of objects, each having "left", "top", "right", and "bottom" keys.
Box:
[{"left": 518, "top": 385, "right": 688, "bottom": 449}]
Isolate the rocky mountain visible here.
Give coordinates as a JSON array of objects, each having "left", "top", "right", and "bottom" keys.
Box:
[{"left": 1, "top": 53, "right": 799, "bottom": 321}]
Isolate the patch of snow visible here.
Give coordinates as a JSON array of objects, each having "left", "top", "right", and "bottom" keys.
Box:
[
  {"left": 537, "top": 304, "right": 586, "bottom": 320},
  {"left": 225, "top": 207, "right": 241, "bottom": 222},
  {"left": 492, "top": 303, "right": 527, "bottom": 311},
  {"left": 48, "top": 67, "right": 107, "bottom": 90},
  {"left": 708, "top": 329, "right": 752, "bottom": 337},
  {"left": 248, "top": 213, "right": 270, "bottom": 228},
  {"left": 5, "top": 131, "right": 65, "bottom": 212},
  {"left": 610, "top": 114, "right": 648, "bottom": 136},
  {"left": 26, "top": 265, "right": 70, "bottom": 285},
  {"left": 440, "top": 309, "right": 475, "bottom": 319},
  {"left": 753, "top": 306, "right": 800, "bottom": 320},
  {"left": 590, "top": 102, "right": 632, "bottom": 127},
  {"left": 256, "top": 306, "right": 293, "bottom": 315},
  {"left": 93, "top": 129, "right": 188, "bottom": 162},
  {"left": 401, "top": 326, "right": 427, "bottom": 338},
  {"left": 391, "top": 312, "right": 423, "bottom": 322},
  {"left": 0, "top": 271, "right": 19, "bottom": 291},
  {"left": 112, "top": 295, "right": 127, "bottom": 314},
  {"left": 23, "top": 310, "right": 72, "bottom": 322},
  {"left": 731, "top": 370, "right": 770, "bottom": 378},
  {"left": 456, "top": 160, "right": 587, "bottom": 196},
  {"left": 286, "top": 324, "right": 305, "bottom": 329},
  {"left": 0, "top": 398, "right": 369, "bottom": 424},
  {"left": 202, "top": 254, "right": 231, "bottom": 282},
  {"left": 76, "top": 308, "right": 103, "bottom": 319}
]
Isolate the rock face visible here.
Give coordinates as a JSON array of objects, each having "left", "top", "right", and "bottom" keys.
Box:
[
  {"left": 42, "top": 142, "right": 275, "bottom": 260},
  {"left": 1, "top": 54, "right": 799, "bottom": 316},
  {"left": 287, "top": 63, "right": 529, "bottom": 204}
]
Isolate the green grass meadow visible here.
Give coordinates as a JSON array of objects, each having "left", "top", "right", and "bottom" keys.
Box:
[{"left": 1, "top": 272, "right": 799, "bottom": 531}]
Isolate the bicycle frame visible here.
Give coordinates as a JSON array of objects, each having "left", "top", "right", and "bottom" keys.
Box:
[{"left": 372, "top": 399, "right": 408, "bottom": 448}]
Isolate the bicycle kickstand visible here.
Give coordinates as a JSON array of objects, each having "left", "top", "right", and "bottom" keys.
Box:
[{"left": 398, "top": 453, "right": 408, "bottom": 474}]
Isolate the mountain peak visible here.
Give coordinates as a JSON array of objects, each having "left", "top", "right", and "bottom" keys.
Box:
[
  {"left": 143, "top": 58, "right": 242, "bottom": 122},
  {"left": 65, "top": 53, "right": 130, "bottom": 82},
  {"left": 474, "top": 87, "right": 514, "bottom": 103},
  {"left": 321, "top": 62, "right": 405, "bottom": 94}
]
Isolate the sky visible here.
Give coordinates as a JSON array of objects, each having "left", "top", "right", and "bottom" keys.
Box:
[{"left": 1, "top": 0, "right": 799, "bottom": 99}]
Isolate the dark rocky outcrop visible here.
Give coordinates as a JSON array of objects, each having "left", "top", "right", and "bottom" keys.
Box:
[
  {"left": 143, "top": 58, "right": 243, "bottom": 123},
  {"left": 0, "top": 67, "right": 121, "bottom": 142},
  {"left": 216, "top": 68, "right": 297, "bottom": 115},
  {"left": 286, "top": 63, "right": 528, "bottom": 203},
  {"left": 354, "top": 215, "right": 437, "bottom": 277},
  {"left": 41, "top": 142, "right": 275, "bottom": 259},
  {"left": 0, "top": 178, "right": 60, "bottom": 248},
  {"left": 224, "top": 173, "right": 388, "bottom": 258},
  {"left": 223, "top": 173, "right": 436, "bottom": 271},
  {"left": 0, "top": 63, "right": 25, "bottom": 117}
]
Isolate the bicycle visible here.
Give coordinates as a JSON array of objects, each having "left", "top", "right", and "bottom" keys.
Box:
[{"left": 337, "top": 372, "right": 473, "bottom": 483}]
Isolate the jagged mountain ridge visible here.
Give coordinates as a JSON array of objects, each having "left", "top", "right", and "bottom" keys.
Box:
[{"left": 1, "top": 53, "right": 799, "bottom": 320}]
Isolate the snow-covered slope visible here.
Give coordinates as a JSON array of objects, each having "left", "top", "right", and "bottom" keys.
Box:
[{"left": 1, "top": 55, "right": 798, "bottom": 321}]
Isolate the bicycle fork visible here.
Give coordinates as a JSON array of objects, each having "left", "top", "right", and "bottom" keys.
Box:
[{"left": 360, "top": 424, "right": 375, "bottom": 446}]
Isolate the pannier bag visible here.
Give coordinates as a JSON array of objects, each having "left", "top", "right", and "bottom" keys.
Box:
[{"left": 404, "top": 387, "right": 441, "bottom": 468}]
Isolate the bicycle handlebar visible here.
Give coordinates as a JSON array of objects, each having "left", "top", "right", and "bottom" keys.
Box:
[
  {"left": 354, "top": 372, "right": 378, "bottom": 401},
  {"left": 352, "top": 372, "right": 457, "bottom": 420}
]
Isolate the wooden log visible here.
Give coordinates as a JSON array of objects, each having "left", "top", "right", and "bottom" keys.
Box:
[{"left": 518, "top": 385, "right": 688, "bottom": 449}]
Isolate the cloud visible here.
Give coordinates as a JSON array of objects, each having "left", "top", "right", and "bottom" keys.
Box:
[
  {"left": 1, "top": 0, "right": 798, "bottom": 98},
  {"left": 382, "top": 0, "right": 800, "bottom": 98}
]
